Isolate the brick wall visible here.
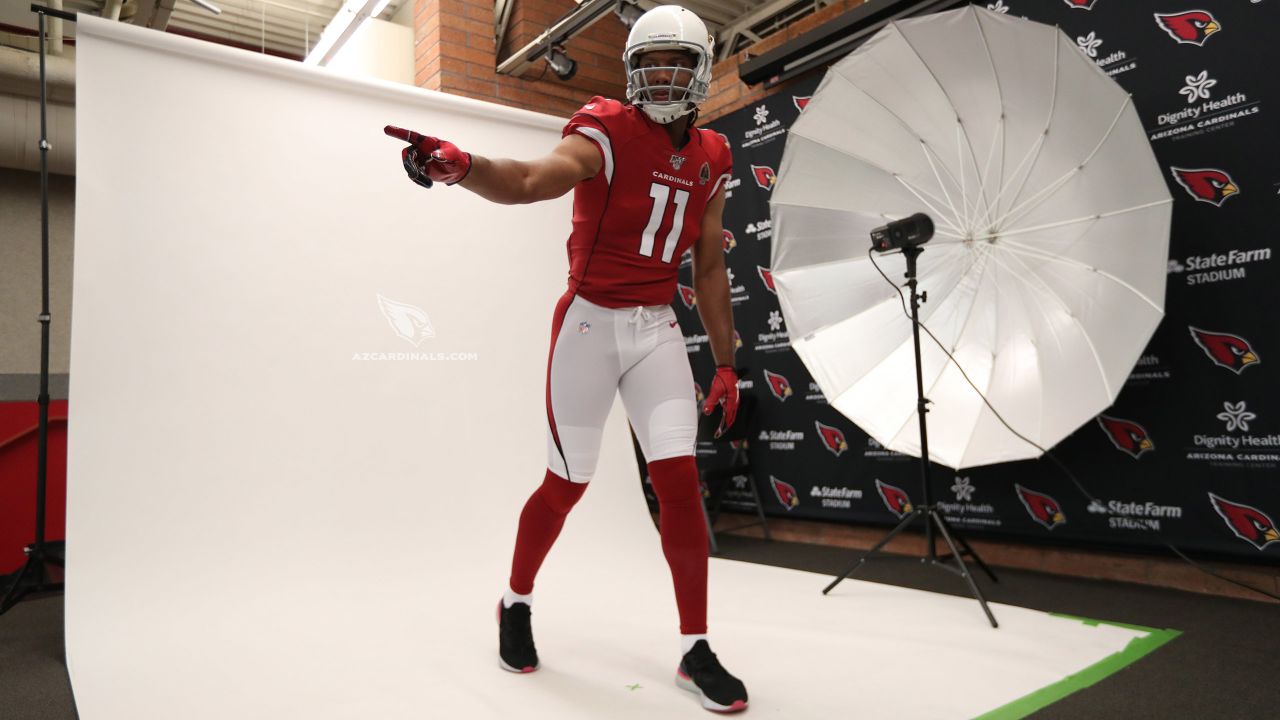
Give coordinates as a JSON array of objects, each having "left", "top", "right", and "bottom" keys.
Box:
[{"left": 413, "top": 0, "right": 629, "bottom": 119}]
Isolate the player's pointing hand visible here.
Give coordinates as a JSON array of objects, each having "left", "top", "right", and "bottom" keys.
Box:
[{"left": 384, "top": 125, "right": 473, "bottom": 189}]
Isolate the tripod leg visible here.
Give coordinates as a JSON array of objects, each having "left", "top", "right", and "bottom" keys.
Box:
[
  {"left": 823, "top": 509, "right": 919, "bottom": 595},
  {"left": 939, "top": 515, "right": 998, "bottom": 583},
  {"left": 930, "top": 512, "right": 998, "bottom": 628},
  {"left": 0, "top": 556, "right": 37, "bottom": 615},
  {"left": 747, "top": 474, "right": 772, "bottom": 541}
]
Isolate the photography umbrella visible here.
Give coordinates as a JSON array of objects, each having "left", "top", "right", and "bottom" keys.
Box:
[{"left": 771, "top": 5, "right": 1172, "bottom": 470}]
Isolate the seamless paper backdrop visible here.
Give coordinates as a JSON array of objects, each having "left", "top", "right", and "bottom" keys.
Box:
[{"left": 68, "top": 15, "right": 647, "bottom": 718}]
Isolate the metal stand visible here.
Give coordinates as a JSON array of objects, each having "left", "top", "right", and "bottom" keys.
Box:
[
  {"left": 1, "top": 4, "right": 76, "bottom": 616},
  {"left": 821, "top": 245, "right": 999, "bottom": 628}
]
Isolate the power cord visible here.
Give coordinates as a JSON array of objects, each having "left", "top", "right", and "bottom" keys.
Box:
[{"left": 865, "top": 247, "right": 1280, "bottom": 602}]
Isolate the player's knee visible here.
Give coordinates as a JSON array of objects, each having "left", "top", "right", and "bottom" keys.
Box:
[
  {"left": 647, "top": 455, "right": 700, "bottom": 506},
  {"left": 539, "top": 468, "right": 588, "bottom": 514}
]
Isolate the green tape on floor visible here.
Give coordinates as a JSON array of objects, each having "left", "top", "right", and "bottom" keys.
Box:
[{"left": 972, "top": 615, "right": 1181, "bottom": 720}]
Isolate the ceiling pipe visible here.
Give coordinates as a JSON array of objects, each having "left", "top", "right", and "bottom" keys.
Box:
[{"left": 48, "top": 0, "right": 65, "bottom": 56}]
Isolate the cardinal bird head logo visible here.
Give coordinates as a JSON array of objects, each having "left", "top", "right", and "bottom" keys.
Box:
[
  {"left": 693, "top": 381, "right": 705, "bottom": 404},
  {"left": 1189, "top": 327, "right": 1261, "bottom": 374},
  {"left": 1097, "top": 414, "right": 1155, "bottom": 459},
  {"left": 1210, "top": 493, "right": 1280, "bottom": 550},
  {"left": 723, "top": 229, "right": 737, "bottom": 252},
  {"left": 815, "top": 421, "right": 849, "bottom": 457},
  {"left": 1171, "top": 167, "right": 1239, "bottom": 206},
  {"left": 377, "top": 293, "right": 436, "bottom": 347},
  {"left": 733, "top": 330, "right": 743, "bottom": 350},
  {"left": 1016, "top": 485, "right": 1066, "bottom": 530},
  {"left": 876, "top": 479, "right": 913, "bottom": 518},
  {"left": 770, "top": 475, "right": 800, "bottom": 510},
  {"left": 1155, "top": 11, "right": 1221, "bottom": 46},
  {"left": 758, "top": 266, "right": 777, "bottom": 294},
  {"left": 793, "top": 96, "right": 811, "bottom": 111},
  {"left": 751, "top": 164, "right": 777, "bottom": 190},
  {"left": 764, "top": 369, "right": 793, "bottom": 401},
  {"left": 677, "top": 283, "right": 696, "bottom": 309},
  {"left": 1063, "top": 0, "right": 1098, "bottom": 9}
]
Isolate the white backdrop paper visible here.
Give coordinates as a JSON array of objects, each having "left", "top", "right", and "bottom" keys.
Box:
[{"left": 70, "top": 16, "right": 1154, "bottom": 720}]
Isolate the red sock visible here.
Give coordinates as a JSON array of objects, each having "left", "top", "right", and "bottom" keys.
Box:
[
  {"left": 508, "top": 469, "right": 587, "bottom": 595},
  {"left": 648, "top": 455, "right": 708, "bottom": 635}
]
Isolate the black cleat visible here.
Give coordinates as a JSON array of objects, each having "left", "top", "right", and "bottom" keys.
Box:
[
  {"left": 497, "top": 600, "right": 539, "bottom": 673},
  {"left": 676, "top": 640, "right": 748, "bottom": 713}
]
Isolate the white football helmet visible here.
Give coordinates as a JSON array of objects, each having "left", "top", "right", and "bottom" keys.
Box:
[{"left": 623, "top": 5, "right": 714, "bottom": 124}]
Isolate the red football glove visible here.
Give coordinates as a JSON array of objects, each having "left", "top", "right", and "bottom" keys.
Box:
[
  {"left": 702, "top": 365, "right": 740, "bottom": 439},
  {"left": 384, "top": 125, "right": 472, "bottom": 188}
]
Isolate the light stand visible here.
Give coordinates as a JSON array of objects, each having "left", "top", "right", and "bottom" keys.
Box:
[
  {"left": 1, "top": 3, "right": 76, "bottom": 616},
  {"left": 822, "top": 218, "right": 999, "bottom": 628}
]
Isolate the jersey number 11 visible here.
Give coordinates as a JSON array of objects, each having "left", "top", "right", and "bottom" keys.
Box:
[{"left": 638, "top": 181, "right": 689, "bottom": 264}]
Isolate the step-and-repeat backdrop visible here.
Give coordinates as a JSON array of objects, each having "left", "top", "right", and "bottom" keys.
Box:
[{"left": 650, "top": 0, "right": 1279, "bottom": 560}]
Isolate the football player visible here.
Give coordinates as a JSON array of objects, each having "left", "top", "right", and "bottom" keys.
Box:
[{"left": 386, "top": 5, "right": 746, "bottom": 713}]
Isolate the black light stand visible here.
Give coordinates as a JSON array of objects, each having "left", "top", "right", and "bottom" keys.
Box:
[
  {"left": 0, "top": 4, "right": 76, "bottom": 616},
  {"left": 822, "top": 218, "right": 999, "bottom": 628}
]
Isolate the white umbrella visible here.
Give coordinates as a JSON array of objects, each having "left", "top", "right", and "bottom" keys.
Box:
[{"left": 770, "top": 5, "right": 1172, "bottom": 470}]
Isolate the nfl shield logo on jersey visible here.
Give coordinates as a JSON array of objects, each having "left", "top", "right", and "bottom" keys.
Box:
[{"left": 669, "top": 154, "right": 687, "bottom": 170}]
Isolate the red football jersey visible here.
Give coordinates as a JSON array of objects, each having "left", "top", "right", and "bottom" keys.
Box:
[{"left": 561, "top": 97, "right": 734, "bottom": 308}]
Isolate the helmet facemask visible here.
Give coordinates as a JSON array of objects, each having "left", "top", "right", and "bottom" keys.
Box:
[{"left": 624, "top": 44, "right": 711, "bottom": 124}]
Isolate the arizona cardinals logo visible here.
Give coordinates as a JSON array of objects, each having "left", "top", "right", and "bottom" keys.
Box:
[
  {"left": 1097, "top": 414, "right": 1154, "bottom": 459},
  {"left": 876, "top": 479, "right": 912, "bottom": 518},
  {"left": 751, "top": 164, "right": 777, "bottom": 190},
  {"left": 1209, "top": 493, "right": 1280, "bottom": 550},
  {"left": 1016, "top": 485, "right": 1066, "bottom": 530},
  {"left": 763, "top": 369, "right": 793, "bottom": 401},
  {"left": 1063, "top": 0, "right": 1097, "bottom": 8},
  {"left": 770, "top": 476, "right": 800, "bottom": 510},
  {"left": 1189, "top": 327, "right": 1260, "bottom": 374},
  {"left": 792, "top": 96, "right": 811, "bottom": 111},
  {"left": 693, "top": 381, "right": 705, "bottom": 404},
  {"left": 815, "top": 421, "right": 848, "bottom": 457},
  {"left": 1155, "top": 11, "right": 1220, "bottom": 46},
  {"left": 677, "top": 283, "right": 696, "bottom": 309},
  {"left": 757, "top": 266, "right": 777, "bottom": 294},
  {"left": 733, "top": 330, "right": 743, "bottom": 350},
  {"left": 377, "top": 293, "right": 435, "bottom": 347},
  {"left": 1171, "top": 167, "right": 1239, "bottom": 206},
  {"left": 723, "top": 229, "right": 736, "bottom": 252}
]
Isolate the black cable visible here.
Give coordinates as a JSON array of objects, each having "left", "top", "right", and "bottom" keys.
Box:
[
  {"left": 1166, "top": 543, "right": 1280, "bottom": 601},
  {"left": 866, "top": 247, "right": 1280, "bottom": 603},
  {"left": 865, "top": 248, "right": 1099, "bottom": 503}
]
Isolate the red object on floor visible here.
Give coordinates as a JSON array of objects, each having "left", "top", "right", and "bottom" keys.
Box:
[{"left": 0, "top": 400, "right": 68, "bottom": 574}]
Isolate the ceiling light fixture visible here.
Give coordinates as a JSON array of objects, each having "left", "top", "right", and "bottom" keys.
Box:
[
  {"left": 190, "top": 0, "right": 222, "bottom": 14},
  {"left": 546, "top": 46, "right": 577, "bottom": 80},
  {"left": 304, "top": 0, "right": 386, "bottom": 66},
  {"left": 614, "top": 1, "right": 643, "bottom": 28}
]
